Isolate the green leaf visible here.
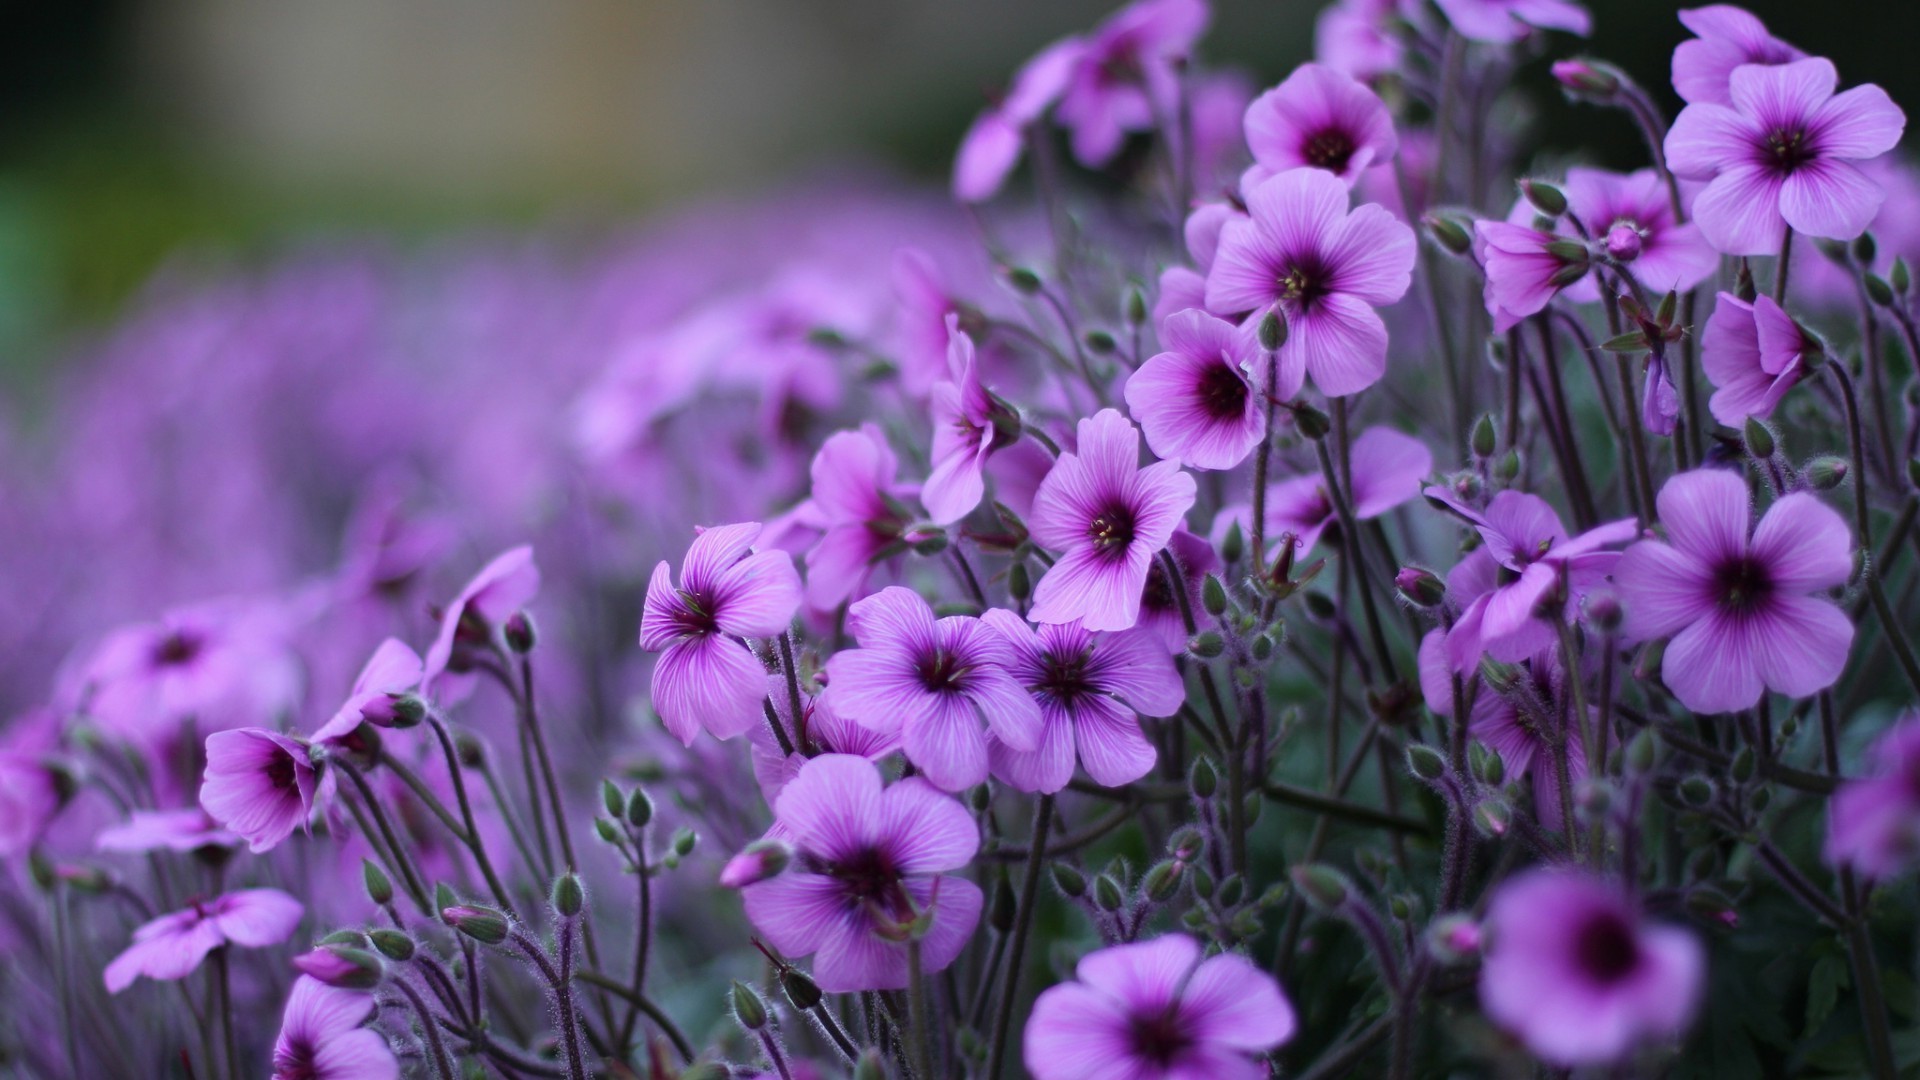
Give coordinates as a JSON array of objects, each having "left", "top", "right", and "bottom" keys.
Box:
[{"left": 1803, "top": 948, "right": 1849, "bottom": 1039}]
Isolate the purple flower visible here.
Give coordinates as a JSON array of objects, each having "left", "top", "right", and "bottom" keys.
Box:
[
  {"left": 1024, "top": 934, "right": 1296, "bottom": 1080},
  {"left": 1475, "top": 216, "right": 1588, "bottom": 332},
  {"left": 96, "top": 808, "right": 239, "bottom": 855},
  {"left": 739, "top": 754, "right": 982, "bottom": 992},
  {"left": 1136, "top": 527, "right": 1220, "bottom": 653},
  {"left": 1561, "top": 167, "right": 1719, "bottom": 297},
  {"left": 1206, "top": 167, "right": 1415, "bottom": 396},
  {"left": 924, "top": 317, "right": 1002, "bottom": 524},
  {"left": 1315, "top": 0, "right": 1406, "bottom": 82},
  {"left": 1666, "top": 58, "right": 1906, "bottom": 255},
  {"left": 954, "top": 36, "right": 1085, "bottom": 202},
  {"left": 1125, "top": 309, "right": 1277, "bottom": 471},
  {"left": 803, "top": 424, "right": 919, "bottom": 611},
  {"left": 1614, "top": 468, "right": 1852, "bottom": 713},
  {"left": 1458, "top": 646, "right": 1590, "bottom": 832},
  {"left": 1028, "top": 409, "right": 1198, "bottom": 631},
  {"left": 200, "top": 728, "right": 318, "bottom": 854},
  {"left": 78, "top": 600, "right": 301, "bottom": 751},
  {"left": 272, "top": 975, "right": 399, "bottom": 1080},
  {"left": 1671, "top": 5, "right": 1805, "bottom": 107},
  {"left": 1700, "top": 292, "right": 1819, "bottom": 426},
  {"left": 1243, "top": 63, "right": 1398, "bottom": 189},
  {"left": 310, "top": 638, "right": 423, "bottom": 745},
  {"left": 1055, "top": 0, "right": 1210, "bottom": 168},
  {"left": 1215, "top": 425, "right": 1432, "bottom": 558},
  {"left": 420, "top": 546, "right": 540, "bottom": 694},
  {"left": 1434, "top": 0, "right": 1590, "bottom": 44},
  {"left": 749, "top": 675, "right": 901, "bottom": 808},
  {"left": 1480, "top": 871, "right": 1704, "bottom": 1065},
  {"left": 980, "top": 609, "right": 1185, "bottom": 792},
  {"left": 641, "top": 522, "right": 801, "bottom": 745},
  {"left": 825, "top": 587, "right": 1043, "bottom": 791},
  {"left": 1428, "top": 488, "right": 1636, "bottom": 670},
  {"left": 0, "top": 751, "right": 60, "bottom": 857},
  {"left": 104, "top": 888, "right": 304, "bottom": 992},
  {"left": 1826, "top": 711, "right": 1920, "bottom": 877}
]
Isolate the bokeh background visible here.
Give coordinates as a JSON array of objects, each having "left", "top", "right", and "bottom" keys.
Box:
[{"left": 4, "top": 0, "right": 1918, "bottom": 389}]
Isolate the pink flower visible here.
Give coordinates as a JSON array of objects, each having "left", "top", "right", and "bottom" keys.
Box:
[
  {"left": 1206, "top": 167, "right": 1415, "bottom": 396},
  {"left": 272, "top": 975, "right": 399, "bottom": 1080},
  {"left": 1315, "top": 0, "right": 1406, "bottom": 82},
  {"left": 0, "top": 751, "right": 60, "bottom": 857},
  {"left": 96, "top": 808, "right": 238, "bottom": 854},
  {"left": 200, "top": 728, "right": 318, "bottom": 854},
  {"left": 1480, "top": 871, "right": 1703, "bottom": 1065},
  {"left": 924, "top": 317, "right": 1001, "bottom": 524},
  {"left": 1214, "top": 425, "right": 1432, "bottom": 558},
  {"left": 1125, "top": 309, "right": 1275, "bottom": 471},
  {"left": 310, "top": 638, "right": 423, "bottom": 745},
  {"left": 1475, "top": 216, "right": 1588, "bottom": 332},
  {"left": 641, "top": 522, "right": 801, "bottom": 746},
  {"left": 1700, "top": 292, "right": 1819, "bottom": 426},
  {"left": 825, "top": 588, "right": 1042, "bottom": 792},
  {"left": 1423, "top": 636, "right": 1589, "bottom": 832},
  {"left": 1666, "top": 58, "right": 1906, "bottom": 255},
  {"left": 1434, "top": 0, "right": 1590, "bottom": 44},
  {"left": 980, "top": 609, "right": 1185, "bottom": 792},
  {"left": 1024, "top": 934, "right": 1296, "bottom": 1080},
  {"left": 1562, "top": 167, "right": 1719, "bottom": 297},
  {"left": 1671, "top": 5, "right": 1805, "bottom": 107},
  {"left": 749, "top": 676, "right": 901, "bottom": 809},
  {"left": 1028, "top": 409, "right": 1198, "bottom": 631},
  {"left": 1136, "top": 527, "right": 1220, "bottom": 653},
  {"left": 1243, "top": 63, "right": 1398, "bottom": 189},
  {"left": 104, "top": 888, "right": 303, "bottom": 992},
  {"left": 1056, "top": 0, "right": 1210, "bottom": 168},
  {"left": 739, "top": 754, "right": 982, "bottom": 992},
  {"left": 953, "top": 36, "right": 1085, "bottom": 203},
  {"left": 420, "top": 546, "right": 540, "bottom": 694},
  {"left": 803, "top": 424, "right": 920, "bottom": 611},
  {"left": 1826, "top": 711, "right": 1920, "bottom": 878},
  {"left": 78, "top": 600, "right": 301, "bottom": 750},
  {"left": 1614, "top": 468, "right": 1853, "bottom": 713}
]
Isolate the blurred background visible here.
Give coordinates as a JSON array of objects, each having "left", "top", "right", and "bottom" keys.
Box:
[{"left": 2, "top": 0, "right": 1918, "bottom": 386}]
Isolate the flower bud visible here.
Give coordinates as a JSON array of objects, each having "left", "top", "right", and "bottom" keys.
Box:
[
  {"left": 1473, "top": 797, "right": 1512, "bottom": 837},
  {"left": 595, "top": 817, "right": 622, "bottom": 845},
  {"left": 1093, "top": 874, "right": 1126, "bottom": 912},
  {"left": 1394, "top": 566, "right": 1446, "bottom": 608},
  {"left": 909, "top": 527, "right": 950, "bottom": 556},
  {"left": 1051, "top": 863, "right": 1087, "bottom": 898},
  {"left": 363, "top": 859, "right": 393, "bottom": 907},
  {"left": 434, "top": 881, "right": 458, "bottom": 913},
  {"left": 1127, "top": 286, "right": 1149, "bottom": 327},
  {"left": 1805, "top": 456, "right": 1849, "bottom": 490},
  {"left": 386, "top": 693, "right": 427, "bottom": 729},
  {"left": 1191, "top": 867, "right": 1215, "bottom": 900},
  {"left": 1422, "top": 214, "right": 1472, "bottom": 256},
  {"left": 1679, "top": 775, "right": 1714, "bottom": 806},
  {"left": 731, "top": 980, "right": 769, "bottom": 1031},
  {"left": 1142, "top": 860, "right": 1184, "bottom": 903},
  {"left": 369, "top": 929, "right": 415, "bottom": 962},
  {"left": 1004, "top": 267, "right": 1043, "bottom": 295},
  {"left": 601, "top": 779, "right": 624, "bottom": 819},
  {"left": 1470, "top": 742, "right": 1504, "bottom": 786},
  {"left": 1605, "top": 224, "right": 1644, "bottom": 263},
  {"left": 672, "top": 826, "right": 698, "bottom": 857},
  {"left": 1470, "top": 414, "right": 1497, "bottom": 459},
  {"left": 1854, "top": 231, "right": 1878, "bottom": 266},
  {"left": 1216, "top": 874, "right": 1245, "bottom": 908},
  {"left": 1201, "top": 574, "right": 1228, "bottom": 617},
  {"left": 503, "top": 611, "right": 537, "bottom": 654},
  {"left": 777, "top": 965, "right": 823, "bottom": 1012},
  {"left": 1730, "top": 746, "right": 1755, "bottom": 784},
  {"left": 1551, "top": 58, "right": 1621, "bottom": 99},
  {"left": 443, "top": 905, "right": 510, "bottom": 945},
  {"left": 1289, "top": 864, "right": 1349, "bottom": 910},
  {"left": 1294, "top": 404, "right": 1331, "bottom": 441},
  {"left": 1007, "top": 560, "right": 1032, "bottom": 602},
  {"left": 1496, "top": 449, "right": 1521, "bottom": 481},
  {"left": 1426, "top": 914, "right": 1484, "bottom": 963},
  {"left": 1221, "top": 520, "right": 1244, "bottom": 564},
  {"left": 1522, "top": 179, "right": 1568, "bottom": 217},
  {"left": 1894, "top": 257, "right": 1911, "bottom": 295},
  {"left": 1258, "top": 310, "right": 1287, "bottom": 351},
  {"left": 293, "top": 945, "right": 385, "bottom": 990},
  {"left": 720, "top": 839, "right": 793, "bottom": 888},
  {"left": 1866, "top": 273, "right": 1895, "bottom": 307},
  {"left": 1187, "top": 630, "right": 1225, "bottom": 658},
  {"left": 1406, "top": 743, "right": 1447, "bottom": 781},
  {"left": 1743, "top": 416, "right": 1775, "bottom": 460},
  {"left": 552, "top": 873, "right": 584, "bottom": 918},
  {"left": 1686, "top": 887, "right": 1740, "bottom": 929},
  {"left": 1584, "top": 588, "right": 1623, "bottom": 634},
  {"left": 1190, "top": 757, "right": 1219, "bottom": 799},
  {"left": 854, "top": 1049, "right": 888, "bottom": 1080},
  {"left": 1167, "top": 826, "right": 1205, "bottom": 862},
  {"left": 1083, "top": 328, "right": 1118, "bottom": 356}
]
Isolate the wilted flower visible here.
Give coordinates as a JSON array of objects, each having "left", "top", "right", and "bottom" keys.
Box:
[{"left": 105, "top": 888, "right": 304, "bottom": 992}]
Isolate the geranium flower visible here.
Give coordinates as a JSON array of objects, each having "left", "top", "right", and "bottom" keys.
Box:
[
  {"left": 96, "top": 808, "right": 239, "bottom": 855},
  {"left": 953, "top": 37, "right": 1085, "bottom": 203},
  {"left": 924, "top": 316, "right": 1001, "bottom": 524},
  {"left": 1028, "top": 409, "right": 1198, "bottom": 631},
  {"left": 200, "top": 728, "right": 319, "bottom": 854},
  {"left": 1671, "top": 5, "right": 1805, "bottom": 107},
  {"left": 737, "top": 754, "right": 982, "bottom": 992},
  {"left": 104, "top": 888, "right": 303, "bottom": 992},
  {"left": 1434, "top": 0, "right": 1590, "bottom": 44},
  {"left": 1826, "top": 711, "right": 1920, "bottom": 878},
  {"left": 420, "top": 546, "right": 540, "bottom": 694},
  {"left": 1700, "top": 292, "right": 1820, "bottom": 426},
  {"left": 1614, "top": 468, "right": 1852, "bottom": 713},
  {"left": 641, "top": 522, "right": 801, "bottom": 745},
  {"left": 1125, "top": 309, "right": 1276, "bottom": 471},
  {"left": 310, "top": 638, "right": 424, "bottom": 745},
  {"left": 271, "top": 975, "right": 399, "bottom": 1080},
  {"left": 803, "top": 424, "right": 920, "bottom": 611},
  {"left": 1315, "top": 0, "right": 1406, "bottom": 83},
  {"left": 1562, "top": 166, "right": 1719, "bottom": 297},
  {"left": 1055, "top": 0, "right": 1210, "bottom": 168},
  {"left": 1243, "top": 62, "right": 1398, "bottom": 189}
]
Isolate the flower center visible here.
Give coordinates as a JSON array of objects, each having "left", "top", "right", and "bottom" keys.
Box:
[
  {"left": 267, "top": 751, "right": 298, "bottom": 794},
  {"left": 1128, "top": 1006, "right": 1193, "bottom": 1067},
  {"left": 674, "top": 589, "right": 720, "bottom": 636},
  {"left": 1277, "top": 258, "right": 1331, "bottom": 309},
  {"left": 1712, "top": 556, "right": 1773, "bottom": 614},
  {"left": 1573, "top": 910, "right": 1641, "bottom": 985},
  {"left": 1196, "top": 359, "right": 1250, "bottom": 420},
  {"left": 829, "top": 845, "right": 908, "bottom": 913},
  {"left": 1303, "top": 128, "right": 1356, "bottom": 172},
  {"left": 273, "top": 1041, "right": 320, "bottom": 1080},
  {"left": 1037, "top": 646, "right": 1096, "bottom": 705},
  {"left": 917, "top": 649, "right": 968, "bottom": 693},
  {"left": 1763, "top": 128, "right": 1814, "bottom": 173},
  {"left": 152, "top": 630, "right": 205, "bottom": 669},
  {"left": 1088, "top": 504, "right": 1138, "bottom": 558}
]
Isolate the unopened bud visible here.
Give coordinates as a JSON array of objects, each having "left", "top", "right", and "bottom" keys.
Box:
[
  {"left": 363, "top": 860, "right": 393, "bottom": 906},
  {"left": 1423, "top": 214, "right": 1472, "bottom": 256},
  {"left": 387, "top": 693, "right": 427, "bottom": 728},
  {"left": 1496, "top": 449, "right": 1521, "bottom": 481},
  {"left": 1605, "top": 224, "right": 1644, "bottom": 263},
  {"left": 1201, "top": 574, "right": 1228, "bottom": 617},
  {"left": 1866, "top": 273, "right": 1895, "bottom": 307},
  {"left": 1854, "top": 232, "right": 1878, "bottom": 266},
  {"left": 551, "top": 873, "right": 584, "bottom": 918},
  {"left": 1258, "top": 310, "right": 1287, "bottom": 351},
  {"left": 1093, "top": 874, "right": 1126, "bottom": 912},
  {"left": 369, "top": 929, "right": 415, "bottom": 962},
  {"left": 1395, "top": 566, "right": 1446, "bottom": 608},
  {"left": 1188, "top": 631, "right": 1225, "bottom": 658},
  {"left": 672, "top": 826, "right": 698, "bottom": 858},
  {"left": 601, "top": 779, "right": 624, "bottom": 819},
  {"left": 1051, "top": 863, "right": 1087, "bottom": 898},
  {"left": 1806, "top": 456, "right": 1849, "bottom": 490},
  {"left": 1083, "top": 329, "right": 1117, "bottom": 355},
  {"left": 293, "top": 945, "right": 384, "bottom": 990},
  {"left": 1427, "top": 914, "right": 1484, "bottom": 963},
  {"left": 1294, "top": 404, "right": 1331, "bottom": 441},
  {"left": 1470, "top": 414, "right": 1497, "bottom": 459},
  {"left": 1551, "top": 58, "right": 1621, "bottom": 99},
  {"left": 1007, "top": 560, "right": 1032, "bottom": 602},
  {"left": 1004, "top": 267, "right": 1042, "bottom": 295},
  {"left": 503, "top": 611, "right": 537, "bottom": 654},
  {"left": 1290, "top": 864, "right": 1349, "bottom": 910},
  {"left": 731, "top": 980, "right": 769, "bottom": 1031},
  {"left": 1142, "top": 860, "right": 1184, "bottom": 902},
  {"left": 1686, "top": 887, "right": 1740, "bottom": 929},
  {"left": 1217, "top": 874, "right": 1246, "bottom": 908},
  {"left": 1893, "top": 257, "right": 1911, "bottom": 295},
  {"left": 780, "top": 966, "right": 823, "bottom": 1010},
  {"left": 1470, "top": 742, "right": 1505, "bottom": 786},
  {"left": 1585, "top": 589, "right": 1623, "bottom": 634},
  {"left": 1679, "top": 775, "right": 1714, "bottom": 806},
  {"left": 1743, "top": 416, "right": 1775, "bottom": 459},
  {"left": 1406, "top": 744, "right": 1447, "bottom": 781},
  {"left": 720, "top": 839, "right": 793, "bottom": 888},
  {"left": 1127, "top": 286, "right": 1149, "bottom": 327},
  {"left": 1730, "top": 746, "right": 1755, "bottom": 784},
  {"left": 1167, "top": 826, "right": 1205, "bottom": 862},
  {"left": 1522, "top": 179, "right": 1568, "bottom": 217},
  {"left": 443, "top": 905, "right": 510, "bottom": 945},
  {"left": 1221, "top": 520, "right": 1244, "bottom": 564},
  {"left": 1190, "top": 757, "right": 1219, "bottom": 799},
  {"left": 1473, "top": 798, "right": 1512, "bottom": 837}
]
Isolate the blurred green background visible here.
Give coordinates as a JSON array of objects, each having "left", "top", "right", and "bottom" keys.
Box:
[{"left": 2, "top": 0, "right": 1916, "bottom": 381}]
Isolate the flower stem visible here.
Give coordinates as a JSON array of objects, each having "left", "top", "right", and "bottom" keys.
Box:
[
  {"left": 393, "top": 975, "right": 457, "bottom": 1080},
  {"left": 906, "top": 939, "right": 936, "bottom": 1080},
  {"left": 1831, "top": 364, "right": 1920, "bottom": 696},
  {"left": 986, "top": 794, "right": 1052, "bottom": 1080}
]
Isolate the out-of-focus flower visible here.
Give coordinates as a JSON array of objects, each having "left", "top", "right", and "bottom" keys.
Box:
[
  {"left": 311, "top": 638, "right": 424, "bottom": 745},
  {"left": 1135, "top": 527, "right": 1219, "bottom": 653},
  {"left": 95, "top": 808, "right": 239, "bottom": 855},
  {"left": 1024, "top": 934, "right": 1296, "bottom": 1080},
  {"left": 739, "top": 754, "right": 982, "bottom": 992},
  {"left": 954, "top": 37, "right": 1086, "bottom": 203},
  {"left": 1434, "top": 0, "right": 1590, "bottom": 45},
  {"left": 825, "top": 588, "right": 1041, "bottom": 792},
  {"left": 0, "top": 750, "right": 60, "bottom": 857},
  {"left": 1480, "top": 870, "right": 1703, "bottom": 1065},
  {"left": 1243, "top": 63, "right": 1398, "bottom": 189},
  {"left": 272, "top": 975, "right": 398, "bottom": 1080},
  {"left": 1029, "top": 409, "right": 1198, "bottom": 631},
  {"left": 1700, "top": 292, "right": 1820, "bottom": 426},
  {"left": 1056, "top": 0, "right": 1210, "bottom": 169},
  {"left": 104, "top": 888, "right": 303, "bottom": 992},
  {"left": 924, "top": 318, "right": 1002, "bottom": 525},
  {"left": 1826, "top": 711, "right": 1920, "bottom": 877},
  {"left": 420, "top": 546, "right": 539, "bottom": 694},
  {"left": 200, "top": 728, "right": 319, "bottom": 854},
  {"left": 1429, "top": 639, "right": 1590, "bottom": 832},
  {"left": 1614, "top": 468, "right": 1852, "bottom": 713},
  {"left": 802, "top": 425, "right": 920, "bottom": 611},
  {"left": 980, "top": 610, "right": 1184, "bottom": 792},
  {"left": 1207, "top": 167, "right": 1415, "bottom": 396},
  {"left": 640, "top": 523, "right": 801, "bottom": 746},
  {"left": 1667, "top": 58, "right": 1906, "bottom": 255},
  {"left": 1315, "top": 0, "right": 1406, "bottom": 83},
  {"left": 1126, "top": 309, "right": 1273, "bottom": 471},
  {"left": 1671, "top": 5, "right": 1805, "bottom": 107},
  {"left": 1214, "top": 426, "right": 1431, "bottom": 559}
]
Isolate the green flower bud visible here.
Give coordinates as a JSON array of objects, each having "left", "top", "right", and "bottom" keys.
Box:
[
  {"left": 552, "top": 873, "right": 584, "bottom": 918},
  {"left": 1258, "top": 310, "right": 1287, "bottom": 351},
  {"left": 369, "top": 929, "right": 415, "bottom": 962},
  {"left": 443, "top": 905, "right": 510, "bottom": 946},
  {"left": 1289, "top": 864, "right": 1349, "bottom": 910},
  {"left": 1142, "top": 860, "right": 1183, "bottom": 903},
  {"left": 781, "top": 966, "right": 823, "bottom": 1011},
  {"left": 1093, "top": 874, "right": 1126, "bottom": 912},
  {"left": 1294, "top": 404, "right": 1331, "bottom": 441},
  {"left": 1805, "top": 456, "right": 1849, "bottom": 490},
  {"left": 1406, "top": 744, "right": 1447, "bottom": 781},
  {"left": 1866, "top": 273, "right": 1895, "bottom": 307},
  {"left": 1221, "top": 520, "right": 1245, "bottom": 564},
  {"left": 1743, "top": 416, "right": 1775, "bottom": 460},
  {"left": 1201, "top": 574, "right": 1228, "bottom": 617},
  {"left": 1051, "top": 862, "right": 1087, "bottom": 898},
  {"left": 1190, "top": 757, "right": 1219, "bottom": 799},
  {"left": 1423, "top": 214, "right": 1472, "bottom": 255},
  {"left": 672, "top": 826, "right": 698, "bottom": 857},
  {"left": 1679, "top": 775, "right": 1714, "bottom": 806},
  {"left": 503, "top": 611, "right": 537, "bottom": 654},
  {"left": 1522, "top": 179, "right": 1568, "bottom": 217},
  {"left": 1004, "top": 267, "right": 1043, "bottom": 295},
  {"left": 731, "top": 980, "right": 768, "bottom": 1031},
  {"left": 1472, "top": 798, "right": 1512, "bottom": 837},
  {"left": 1083, "top": 329, "right": 1117, "bottom": 355},
  {"left": 601, "top": 779, "right": 624, "bottom": 819},
  {"left": 1470, "top": 414, "right": 1497, "bottom": 459},
  {"left": 1187, "top": 631, "right": 1225, "bottom": 659},
  {"left": 363, "top": 859, "right": 393, "bottom": 907}
]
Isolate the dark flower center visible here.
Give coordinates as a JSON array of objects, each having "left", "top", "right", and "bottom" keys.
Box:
[
  {"left": 917, "top": 649, "right": 969, "bottom": 693},
  {"left": 1712, "top": 556, "right": 1773, "bottom": 614},
  {"left": 273, "top": 1042, "right": 319, "bottom": 1080},
  {"left": 1037, "top": 646, "right": 1096, "bottom": 705},
  {"left": 1088, "top": 504, "right": 1138, "bottom": 559},
  {"left": 267, "top": 751, "right": 298, "bottom": 794},
  {"left": 1128, "top": 1007, "right": 1194, "bottom": 1067},
  {"left": 1763, "top": 128, "right": 1814, "bottom": 173},
  {"left": 1303, "top": 128, "right": 1356, "bottom": 172},
  {"left": 152, "top": 630, "right": 206, "bottom": 669},
  {"left": 1573, "top": 910, "right": 1642, "bottom": 985},
  {"left": 1278, "top": 255, "right": 1333, "bottom": 309},
  {"left": 1195, "top": 359, "right": 1250, "bottom": 420},
  {"left": 674, "top": 589, "right": 720, "bottom": 636},
  {"left": 1141, "top": 560, "right": 1175, "bottom": 614}
]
